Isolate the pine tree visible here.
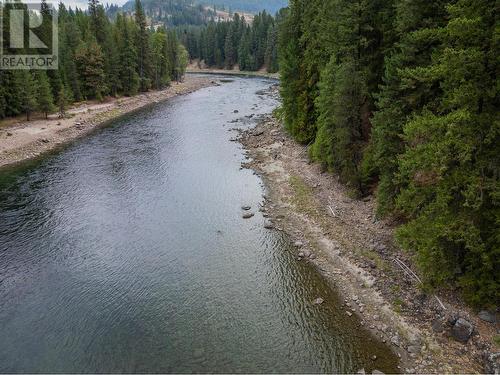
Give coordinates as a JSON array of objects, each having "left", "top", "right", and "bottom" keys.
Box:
[
  {"left": 394, "top": 0, "right": 499, "bottom": 306},
  {"left": 369, "top": 0, "right": 449, "bottom": 214},
  {"left": 75, "top": 39, "right": 107, "bottom": 100},
  {"left": 135, "top": 0, "right": 152, "bottom": 91},
  {"left": 224, "top": 27, "right": 236, "bottom": 69},
  {"left": 116, "top": 14, "right": 139, "bottom": 96},
  {"left": 36, "top": 71, "right": 55, "bottom": 119},
  {"left": 58, "top": 86, "right": 70, "bottom": 118},
  {"left": 20, "top": 71, "right": 38, "bottom": 121},
  {"left": 311, "top": 57, "right": 367, "bottom": 192}
]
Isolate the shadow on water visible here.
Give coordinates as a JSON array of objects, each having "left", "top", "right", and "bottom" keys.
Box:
[{"left": 0, "top": 76, "right": 399, "bottom": 373}]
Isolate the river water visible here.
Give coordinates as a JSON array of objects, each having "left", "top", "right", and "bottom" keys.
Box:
[{"left": 0, "top": 76, "right": 398, "bottom": 373}]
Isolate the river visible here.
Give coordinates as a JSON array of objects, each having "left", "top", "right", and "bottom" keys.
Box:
[{"left": 0, "top": 76, "right": 398, "bottom": 373}]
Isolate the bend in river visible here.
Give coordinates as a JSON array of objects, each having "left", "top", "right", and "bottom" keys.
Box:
[{"left": 0, "top": 76, "right": 398, "bottom": 373}]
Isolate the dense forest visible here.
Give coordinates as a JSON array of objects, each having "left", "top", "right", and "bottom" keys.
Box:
[
  {"left": 178, "top": 10, "right": 283, "bottom": 72},
  {"left": 278, "top": 0, "right": 499, "bottom": 306},
  {"left": 0, "top": 0, "right": 188, "bottom": 120}
]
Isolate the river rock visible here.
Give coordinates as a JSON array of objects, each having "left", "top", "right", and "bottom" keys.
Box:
[
  {"left": 407, "top": 345, "right": 421, "bottom": 355},
  {"left": 233, "top": 110, "right": 239, "bottom": 113},
  {"left": 485, "top": 352, "right": 500, "bottom": 374},
  {"left": 372, "top": 371, "right": 385, "bottom": 375},
  {"left": 451, "top": 318, "right": 474, "bottom": 343},
  {"left": 478, "top": 310, "right": 496, "bottom": 323},
  {"left": 242, "top": 212, "right": 254, "bottom": 219},
  {"left": 313, "top": 297, "right": 324, "bottom": 305},
  {"left": 391, "top": 335, "right": 400, "bottom": 347},
  {"left": 431, "top": 319, "right": 445, "bottom": 333},
  {"left": 264, "top": 219, "right": 274, "bottom": 229},
  {"left": 241, "top": 205, "right": 252, "bottom": 211},
  {"left": 294, "top": 241, "right": 304, "bottom": 248}
]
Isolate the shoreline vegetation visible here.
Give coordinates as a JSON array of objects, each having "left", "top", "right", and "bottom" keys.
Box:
[
  {"left": 277, "top": 0, "right": 498, "bottom": 313},
  {"left": 0, "top": 76, "right": 213, "bottom": 170}
]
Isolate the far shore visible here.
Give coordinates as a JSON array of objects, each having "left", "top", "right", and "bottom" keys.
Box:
[
  {"left": 186, "top": 67, "right": 279, "bottom": 80},
  {"left": 0, "top": 75, "right": 214, "bottom": 170}
]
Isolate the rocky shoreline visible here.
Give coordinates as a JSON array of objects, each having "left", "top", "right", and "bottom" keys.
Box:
[
  {"left": 238, "top": 86, "right": 499, "bottom": 373},
  {"left": 0, "top": 76, "right": 214, "bottom": 170}
]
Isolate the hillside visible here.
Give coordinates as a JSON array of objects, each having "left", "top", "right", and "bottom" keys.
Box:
[
  {"left": 122, "top": 0, "right": 288, "bottom": 24},
  {"left": 198, "top": 0, "right": 287, "bottom": 14}
]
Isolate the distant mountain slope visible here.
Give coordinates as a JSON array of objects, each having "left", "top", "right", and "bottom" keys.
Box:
[
  {"left": 123, "top": 0, "right": 288, "bottom": 20},
  {"left": 122, "top": 0, "right": 217, "bottom": 26},
  {"left": 200, "top": 0, "right": 288, "bottom": 14}
]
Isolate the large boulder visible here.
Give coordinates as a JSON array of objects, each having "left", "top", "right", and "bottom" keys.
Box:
[{"left": 451, "top": 318, "right": 474, "bottom": 343}]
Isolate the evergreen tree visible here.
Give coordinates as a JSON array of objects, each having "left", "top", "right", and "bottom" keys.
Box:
[
  {"left": 58, "top": 86, "right": 70, "bottom": 118},
  {"left": 75, "top": 39, "right": 106, "bottom": 100},
  {"left": 36, "top": 71, "right": 55, "bottom": 119},
  {"left": 135, "top": 0, "right": 152, "bottom": 91},
  {"left": 370, "top": 0, "right": 449, "bottom": 214},
  {"left": 20, "top": 71, "right": 38, "bottom": 121},
  {"left": 394, "top": 0, "right": 499, "bottom": 305}
]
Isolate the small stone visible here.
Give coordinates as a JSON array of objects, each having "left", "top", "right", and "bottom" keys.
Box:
[
  {"left": 391, "top": 335, "right": 400, "bottom": 347},
  {"left": 451, "top": 318, "right": 474, "bottom": 343},
  {"left": 242, "top": 212, "right": 254, "bottom": 219},
  {"left": 371, "top": 355, "right": 377, "bottom": 361},
  {"left": 478, "top": 310, "right": 496, "bottom": 324},
  {"left": 372, "top": 370, "right": 385, "bottom": 375},
  {"left": 264, "top": 219, "right": 274, "bottom": 229},
  {"left": 241, "top": 205, "right": 252, "bottom": 211},
  {"left": 6, "top": 132, "right": 13, "bottom": 136},
  {"left": 357, "top": 369, "right": 366, "bottom": 375},
  {"left": 309, "top": 253, "right": 316, "bottom": 260},
  {"left": 313, "top": 297, "right": 324, "bottom": 305},
  {"left": 41, "top": 138, "right": 49, "bottom": 143},
  {"left": 346, "top": 311, "right": 353, "bottom": 317},
  {"left": 294, "top": 241, "right": 304, "bottom": 248},
  {"left": 233, "top": 110, "right": 239, "bottom": 113},
  {"left": 407, "top": 345, "right": 421, "bottom": 355},
  {"left": 431, "top": 319, "right": 445, "bottom": 333}
]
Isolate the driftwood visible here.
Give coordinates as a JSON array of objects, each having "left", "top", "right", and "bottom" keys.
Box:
[{"left": 393, "top": 257, "right": 447, "bottom": 310}]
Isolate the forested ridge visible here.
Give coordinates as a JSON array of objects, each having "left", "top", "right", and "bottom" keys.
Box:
[
  {"left": 121, "top": 0, "right": 217, "bottom": 26},
  {"left": 179, "top": 10, "right": 282, "bottom": 72},
  {"left": 122, "top": 0, "right": 288, "bottom": 19},
  {"left": 0, "top": 0, "right": 188, "bottom": 120},
  {"left": 114, "top": 0, "right": 283, "bottom": 72},
  {"left": 278, "top": 0, "right": 499, "bottom": 306}
]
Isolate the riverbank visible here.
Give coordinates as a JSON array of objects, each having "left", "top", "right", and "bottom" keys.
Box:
[
  {"left": 0, "top": 76, "right": 214, "bottom": 170},
  {"left": 186, "top": 67, "right": 279, "bottom": 79},
  {"left": 239, "top": 104, "right": 499, "bottom": 372}
]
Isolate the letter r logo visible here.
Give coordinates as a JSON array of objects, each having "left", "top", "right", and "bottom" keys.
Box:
[{"left": 9, "top": 8, "right": 48, "bottom": 49}]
